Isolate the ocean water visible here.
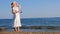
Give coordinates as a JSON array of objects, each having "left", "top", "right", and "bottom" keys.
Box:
[{"left": 0, "top": 18, "right": 60, "bottom": 32}]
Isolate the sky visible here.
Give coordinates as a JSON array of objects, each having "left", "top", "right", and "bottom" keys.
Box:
[{"left": 0, "top": 0, "right": 60, "bottom": 19}]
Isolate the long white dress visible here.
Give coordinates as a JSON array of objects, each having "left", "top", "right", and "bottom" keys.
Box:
[{"left": 13, "top": 6, "right": 21, "bottom": 27}]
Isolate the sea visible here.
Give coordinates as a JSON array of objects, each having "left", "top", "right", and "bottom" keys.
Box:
[{"left": 0, "top": 17, "right": 60, "bottom": 32}]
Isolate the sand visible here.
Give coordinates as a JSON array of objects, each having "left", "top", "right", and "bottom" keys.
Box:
[{"left": 0, "top": 32, "right": 60, "bottom": 34}]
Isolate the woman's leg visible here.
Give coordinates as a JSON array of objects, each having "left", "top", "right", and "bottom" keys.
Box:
[
  {"left": 14, "top": 27, "right": 17, "bottom": 32},
  {"left": 17, "top": 27, "right": 20, "bottom": 32}
]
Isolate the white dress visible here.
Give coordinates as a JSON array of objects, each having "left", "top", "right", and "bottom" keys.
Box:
[{"left": 13, "top": 6, "right": 21, "bottom": 27}]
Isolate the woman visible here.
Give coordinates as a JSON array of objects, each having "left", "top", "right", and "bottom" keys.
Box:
[{"left": 11, "top": 2, "right": 21, "bottom": 32}]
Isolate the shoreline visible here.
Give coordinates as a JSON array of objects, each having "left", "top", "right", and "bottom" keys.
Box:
[
  {"left": 1, "top": 26, "right": 60, "bottom": 32},
  {"left": 0, "top": 32, "right": 60, "bottom": 34}
]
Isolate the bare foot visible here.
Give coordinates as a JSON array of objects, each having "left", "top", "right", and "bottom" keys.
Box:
[{"left": 17, "top": 30, "right": 21, "bottom": 32}]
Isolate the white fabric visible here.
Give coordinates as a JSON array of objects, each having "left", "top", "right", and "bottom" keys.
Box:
[
  {"left": 13, "top": 7, "right": 21, "bottom": 27},
  {"left": 13, "top": 7, "right": 19, "bottom": 11}
]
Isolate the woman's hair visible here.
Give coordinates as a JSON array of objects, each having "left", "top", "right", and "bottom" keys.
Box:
[
  {"left": 11, "top": 2, "right": 17, "bottom": 8},
  {"left": 11, "top": 2, "right": 13, "bottom": 8},
  {"left": 11, "top": 2, "right": 13, "bottom": 5}
]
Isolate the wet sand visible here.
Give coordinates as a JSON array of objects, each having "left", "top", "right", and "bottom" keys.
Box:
[
  {"left": 0, "top": 26, "right": 60, "bottom": 34},
  {"left": 0, "top": 32, "right": 60, "bottom": 34}
]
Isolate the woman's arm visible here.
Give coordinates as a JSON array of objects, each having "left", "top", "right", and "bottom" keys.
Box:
[
  {"left": 12, "top": 9, "right": 16, "bottom": 14},
  {"left": 15, "top": 5, "right": 21, "bottom": 13}
]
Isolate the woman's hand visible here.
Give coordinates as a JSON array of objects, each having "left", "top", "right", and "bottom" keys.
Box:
[{"left": 12, "top": 11, "right": 19, "bottom": 14}]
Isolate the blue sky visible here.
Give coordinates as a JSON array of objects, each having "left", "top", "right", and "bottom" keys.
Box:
[{"left": 0, "top": 0, "right": 60, "bottom": 19}]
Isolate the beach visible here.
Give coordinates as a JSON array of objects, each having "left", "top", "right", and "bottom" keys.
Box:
[
  {"left": 0, "top": 32, "right": 60, "bottom": 34},
  {"left": 0, "top": 0, "right": 60, "bottom": 34},
  {"left": 0, "top": 18, "right": 60, "bottom": 32}
]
